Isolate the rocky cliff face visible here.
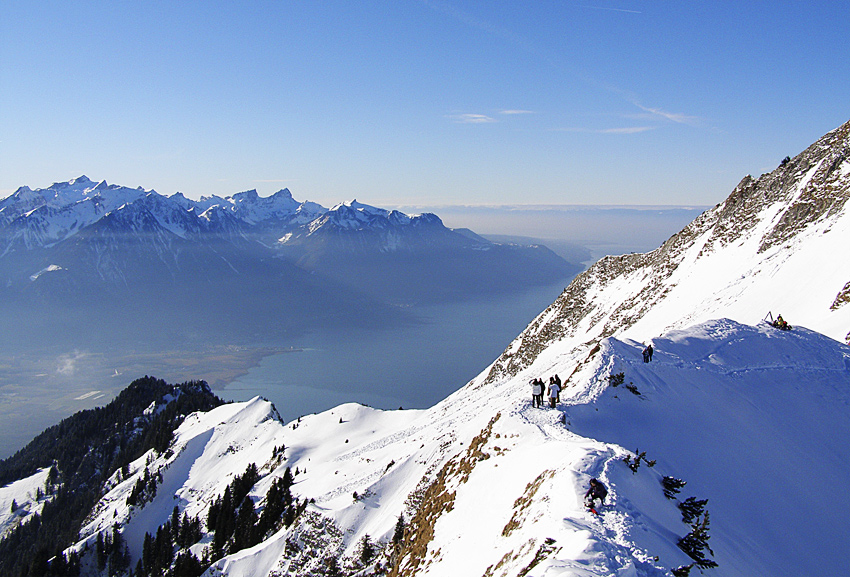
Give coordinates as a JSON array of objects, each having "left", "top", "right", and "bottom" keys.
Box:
[{"left": 485, "top": 119, "right": 850, "bottom": 386}]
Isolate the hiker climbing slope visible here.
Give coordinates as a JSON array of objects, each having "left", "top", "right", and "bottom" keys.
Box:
[{"left": 584, "top": 478, "right": 608, "bottom": 513}]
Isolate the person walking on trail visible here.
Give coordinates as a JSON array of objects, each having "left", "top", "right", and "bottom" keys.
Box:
[
  {"left": 584, "top": 478, "right": 608, "bottom": 512},
  {"left": 647, "top": 344, "right": 653, "bottom": 361},
  {"left": 642, "top": 347, "right": 649, "bottom": 363},
  {"left": 548, "top": 378, "right": 561, "bottom": 408},
  {"left": 531, "top": 378, "right": 544, "bottom": 408}
]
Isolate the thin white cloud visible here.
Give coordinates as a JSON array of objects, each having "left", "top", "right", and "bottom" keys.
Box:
[
  {"left": 57, "top": 350, "right": 88, "bottom": 376},
  {"left": 550, "top": 126, "right": 655, "bottom": 134},
  {"left": 420, "top": 0, "right": 533, "bottom": 52},
  {"left": 601, "top": 126, "right": 655, "bottom": 134},
  {"left": 634, "top": 104, "right": 700, "bottom": 125},
  {"left": 576, "top": 4, "right": 642, "bottom": 14},
  {"left": 449, "top": 113, "right": 498, "bottom": 124},
  {"left": 499, "top": 109, "right": 535, "bottom": 115}
]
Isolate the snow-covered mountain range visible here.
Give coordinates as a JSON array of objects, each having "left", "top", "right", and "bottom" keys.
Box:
[
  {"left": 0, "top": 178, "right": 575, "bottom": 350},
  {"left": 2, "top": 119, "right": 850, "bottom": 577}
]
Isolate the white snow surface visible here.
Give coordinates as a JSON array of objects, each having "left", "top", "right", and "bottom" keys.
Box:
[
  {"left": 0, "top": 468, "right": 52, "bottom": 540},
  {"left": 620, "top": 195, "right": 850, "bottom": 344},
  {"left": 67, "top": 319, "right": 850, "bottom": 577},
  {"left": 29, "top": 264, "right": 64, "bottom": 281}
]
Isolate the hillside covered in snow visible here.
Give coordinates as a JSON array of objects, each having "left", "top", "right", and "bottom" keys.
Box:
[
  {"left": 4, "top": 318, "right": 846, "bottom": 577},
  {"left": 2, "top": 120, "right": 849, "bottom": 577}
]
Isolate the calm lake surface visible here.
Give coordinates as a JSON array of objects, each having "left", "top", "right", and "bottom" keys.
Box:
[
  {"left": 0, "top": 278, "right": 569, "bottom": 459},
  {"left": 220, "top": 278, "right": 570, "bottom": 421}
]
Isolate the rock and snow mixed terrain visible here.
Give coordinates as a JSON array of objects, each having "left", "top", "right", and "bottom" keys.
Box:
[
  {"left": 485, "top": 117, "right": 850, "bottom": 390},
  {"left": 1, "top": 119, "right": 849, "bottom": 576}
]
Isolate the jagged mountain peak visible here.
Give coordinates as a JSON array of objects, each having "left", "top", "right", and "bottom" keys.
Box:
[
  {"left": 67, "top": 174, "right": 93, "bottom": 186},
  {"left": 232, "top": 188, "right": 260, "bottom": 200},
  {"left": 331, "top": 198, "right": 379, "bottom": 213}
]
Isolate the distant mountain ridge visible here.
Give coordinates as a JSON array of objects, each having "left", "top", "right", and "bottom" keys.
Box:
[
  {"left": 0, "top": 177, "right": 577, "bottom": 350},
  {"left": 0, "top": 176, "right": 325, "bottom": 250},
  {"left": 0, "top": 177, "right": 521, "bottom": 252}
]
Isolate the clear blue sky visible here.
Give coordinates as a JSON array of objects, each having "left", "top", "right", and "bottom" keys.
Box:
[{"left": 1, "top": 1, "right": 847, "bottom": 207}]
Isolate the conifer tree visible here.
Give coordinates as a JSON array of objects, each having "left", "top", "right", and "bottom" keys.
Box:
[
  {"left": 234, "top": 495, "right": 259, "bottom": 551},
  {"left": 661, "top": 476, "right": 687, "bottom": 499},
  {"left": 678, "top": 496, "right": 708, "bottom": 524},
  {"left": 96, "top": 531, "right": 107, "bottom": 571},
  {"left": 171, "top": 505, "right": 181, "bottom": 542},
  {"left": 677, "top": 511, "right": 718, "bottom": 569},
  {"left": 360, "top": 534, "right": 374, "bottom": 564},
  {"left": 393, "top": 514, "right": 405, "bottom": 545}
]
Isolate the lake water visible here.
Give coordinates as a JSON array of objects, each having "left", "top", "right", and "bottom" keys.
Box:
[
  {"left": 220, "top": 278, "right": 570, "bottom": 421},
  {"left": 0, "top": 278, "right": 569, "bottom": 459}
]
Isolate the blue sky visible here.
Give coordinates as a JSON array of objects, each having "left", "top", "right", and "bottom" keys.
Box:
[{"left": 1, "top": 1, "right": 847, "bottom": 207}]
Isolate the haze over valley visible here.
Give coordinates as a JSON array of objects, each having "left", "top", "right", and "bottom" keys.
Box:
[{"left": 0, "top": 174, "right": 707, "bottom": 458}]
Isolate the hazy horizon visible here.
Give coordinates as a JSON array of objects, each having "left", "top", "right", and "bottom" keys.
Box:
[{"left": 2, "top": 3, "right": 847, "bottom": 206}]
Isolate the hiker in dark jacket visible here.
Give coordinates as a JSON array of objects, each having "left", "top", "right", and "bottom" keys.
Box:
[{"left": 584, "top": 478, "right": 608, "bottom": 509}]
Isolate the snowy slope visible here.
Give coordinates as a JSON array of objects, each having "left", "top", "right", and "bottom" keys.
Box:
[
  {"left": 75, "top": 398, "right": 286, "bottom": 563},
  {"left": 564, "top": 320, "right": 850, "bottom": 576},
  {"left": 0, "top": 468, "right": 51, "bottom": 540},
  {"left": 60, "top": 318, "right": 849, "bottom": 577}
]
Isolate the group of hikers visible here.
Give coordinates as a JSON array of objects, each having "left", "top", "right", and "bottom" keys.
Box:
[
  {"left": 641, "top": 343, "right": 654, "bottom": 363},
  {"left": 528, "top": 376, "right": 610, "bottom": 513},
  {"left": 530, "top": 374, "right": 561, "bottom": 408}
]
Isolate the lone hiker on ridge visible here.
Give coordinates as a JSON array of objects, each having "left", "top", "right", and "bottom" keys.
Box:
[{"left": 584, "top": 478, "right": 608, "bottom": 512}]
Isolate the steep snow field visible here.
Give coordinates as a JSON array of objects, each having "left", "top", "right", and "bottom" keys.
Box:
[
  {"left": 0, "top": 468, "right": 50, "bottom": 540},
  {"left": 566, "top": 320, "right": 850, "bottom": 576},
  {"left": 65, "top": 318, "right": 850, "bottom": 577},
  {"left": 76, "top": 399, "right": 285, "bottom": 561},
  {"left": 621, "top": 194, "right": 850, "bottom": 346}
]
